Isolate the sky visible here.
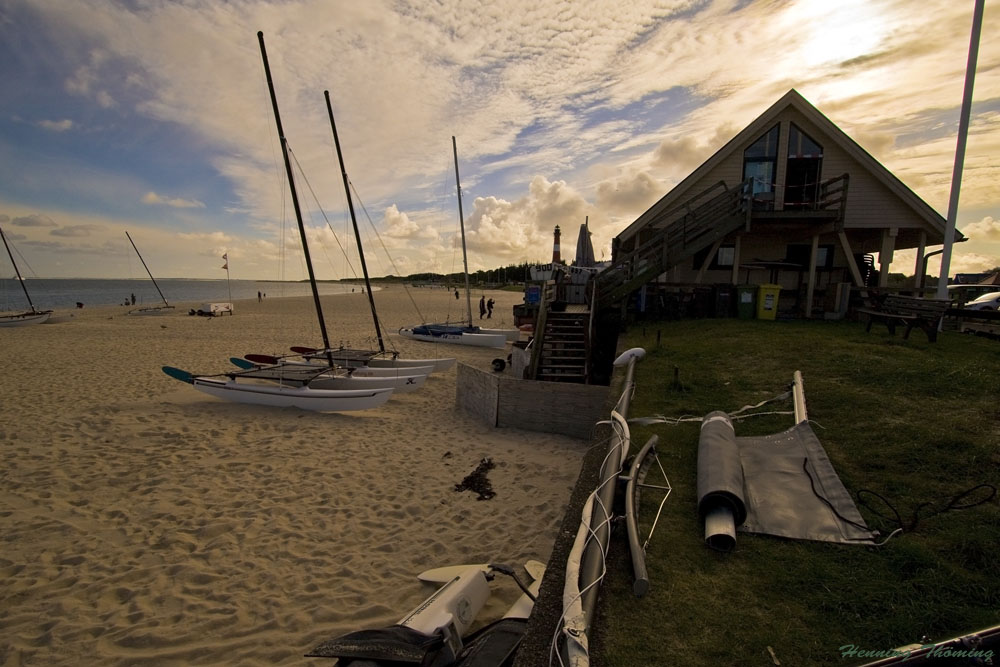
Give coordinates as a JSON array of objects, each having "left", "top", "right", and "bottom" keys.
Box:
[{"left": 1, "top": 0, "right": 998, "bottom": 282}]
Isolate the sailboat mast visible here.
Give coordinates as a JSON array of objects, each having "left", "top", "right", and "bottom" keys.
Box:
[
  {"left": 257, "top": 31, "right": 334, "bottom": 362},
  {"left": 125, "top": 231, "right": 170, "bottom": 307},
  {"left": 1, "top": 225, "right": 39, "bottom": 313},
  {"left": 452, "top": 136, "right": 473, "bottom": 327},
  {"left": 324, "top": 91, "right": 385, "bottom": 354}
]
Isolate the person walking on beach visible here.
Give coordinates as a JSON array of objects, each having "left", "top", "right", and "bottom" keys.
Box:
[
  {"left": 479, "top": 295, "right": 486, "bottom": 319},
  {"left": 257, "top": 291, "right": 262, "bottom": 302},
  {"left": 454, "top": 289, "right": 460, "bottom": 299},
  {"left": 486, "top": 298, "right": 494, "bottom": 319},
  {"left": 130, "top": 293, "right": 135, "bottom": 305}
]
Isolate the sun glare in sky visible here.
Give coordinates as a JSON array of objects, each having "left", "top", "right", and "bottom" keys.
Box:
[{"left": 785, "top": 0, "right": 888, "bottom": 68}]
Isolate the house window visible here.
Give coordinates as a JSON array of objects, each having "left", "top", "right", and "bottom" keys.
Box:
[
  {"left": 784, "top": 124, "right": 824, "bottom": 209},
  {"left": 693, "top": 244, "right": 736, "bottom": 270},
  {"left": 743, "top": 124, "right": 780, "bottom": 210},
  {"left": 786, "top": 243, "right": 834, "bottom": 269}
]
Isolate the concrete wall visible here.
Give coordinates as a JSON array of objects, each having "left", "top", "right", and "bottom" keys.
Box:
[{"left": 457, "top": 362, "right": 610, "bottom": 440}]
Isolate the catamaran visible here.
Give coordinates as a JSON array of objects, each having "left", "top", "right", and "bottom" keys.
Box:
[
  {"left": 228, "top": 357, "right": 428, "bottom": 393},
  {"left": 288, "top": 92, "right": 459, "bottom": 370},
  {"left": 1, "top": 225, "right": 53, "bottom": 327},
  {"left": 162, "top": 366, "right": 394, "bottom": 412},
  {"left": 163, "top": 32, "right": 403, "bottom": 411},
  {"left": 398, "top": 137, "right": 516, "bottom": 348},
  {"left": 125, "top": 231, "right": 175, "bottom": 315}
]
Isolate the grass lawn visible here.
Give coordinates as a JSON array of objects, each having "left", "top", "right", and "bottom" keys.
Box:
[{"left": 591, "top": 318, "right": 999, "bottom": 666}]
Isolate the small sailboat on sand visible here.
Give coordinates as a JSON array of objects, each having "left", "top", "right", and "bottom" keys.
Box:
[
  {"left": 126, "top": 231, "right": 175, "bottom": 316},
  {"left": 1, "top": 225, "right": 52, "bottom": 327},
  {"left": 288, "top": 92, "right": 458, "bottom": 371},
  {"left": 163, "top": 32, "right": 397, "bottom": 412},
  {"left": 399, "top": 137, "right": 516, "bottom": 348}
]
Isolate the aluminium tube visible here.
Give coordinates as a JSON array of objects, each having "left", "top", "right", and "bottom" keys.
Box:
[
  {"left": 625, "top": 434, "right": 658, "bottom": 597},
  {"left": 577, "top": 350, "right": 642, "bottom": 631}
]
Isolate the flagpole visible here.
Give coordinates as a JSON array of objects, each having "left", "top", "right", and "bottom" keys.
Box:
[
  {"left": 936, "top": 0, "right": 984, "bottom": 299},
  {"left": 224, "top": 251, "right": 232, "bottom": 304}
]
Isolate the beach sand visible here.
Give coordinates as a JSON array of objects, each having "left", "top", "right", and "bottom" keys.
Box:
[{"left": 0, "top": 286, "right": 587, "bottom": 665}]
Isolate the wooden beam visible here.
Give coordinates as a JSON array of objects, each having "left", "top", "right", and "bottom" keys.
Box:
[
  {"left": 695, "top": 239, "right": 722, "bottom": 284},
  {"left": 805, "top": 234, "right": 819, "bottom": 318},
  {"left": 838, "top": 231, "right": 865, "bottom": 287},
  {"left": 878, "top": 228, "right": 896, "bottom": 288},
  {"left": 731, "top": 235, "right": 742, "bottom": 285},
  {"left": 914, "top": 230, "right": 927, "bottom": 289}
]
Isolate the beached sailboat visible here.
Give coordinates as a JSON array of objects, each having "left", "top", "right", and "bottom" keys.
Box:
[
  {"left": 162, "top": 366, "right": 394, "bottom": 411},
  {"left": 228, "top": 357, "right": 428, "bottom": 393},
  {"left": 125, "top": 231, "right": 175, "bottom": 315},
  {"left": 163, "top": 32, "right": 398, "bottom": 411},
  {"left": 283, "top": 92, "right": 458, "bottom": 372},
  {"left": 399, "top": 138, "right": 516, "bottom": 348},
  {"left": 0, "top": 225, "right": 53, "bottom": 327}
]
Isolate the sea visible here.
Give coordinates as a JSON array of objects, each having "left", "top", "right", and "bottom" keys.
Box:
[{"left": 0, "top": 278, "right": 364, "bottom": 311}]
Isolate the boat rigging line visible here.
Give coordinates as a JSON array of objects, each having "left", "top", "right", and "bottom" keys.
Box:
[{"left": 257, "top": 30, "right": 334, "bottom": 366}]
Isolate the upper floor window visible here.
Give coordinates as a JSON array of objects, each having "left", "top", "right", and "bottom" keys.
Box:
[
  {"left": 785, "top": 124, "right": 824, "bottom": 208},
  {"left": 743, "top": 124, "right": 780, "bottom": 210}
]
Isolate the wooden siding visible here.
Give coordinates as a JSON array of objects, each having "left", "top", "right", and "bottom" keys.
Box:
[{"left": 618, "top": 91, "right": 951, "bottom": 259}]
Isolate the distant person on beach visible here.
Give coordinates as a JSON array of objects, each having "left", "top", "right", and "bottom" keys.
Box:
[
  {"left": 487, "top": 298, "right": 494, "bottom": 318},
  {"left": 258, "top": 291, "right": 262, "bottom": 302},
  {"left": 130, "top": 293, "right": 135, "bottom": 305},
  {"left": 479, "top": 296, "right": 486, "bottom": 319},
  {"left": 454, "top": 289, "right": 459, "bottom": 299}
]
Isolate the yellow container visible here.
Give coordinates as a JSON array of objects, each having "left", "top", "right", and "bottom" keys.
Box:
[{"left": 756, "top": 284, "right": 781, "bottom": 320}]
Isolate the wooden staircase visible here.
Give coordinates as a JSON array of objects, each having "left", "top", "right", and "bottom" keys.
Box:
[
  {"left": 595, "top": 179, "right": 752, "bottom": 308},
  {"left": 533, "top": 307, "right": 589, "bottom": 382}
]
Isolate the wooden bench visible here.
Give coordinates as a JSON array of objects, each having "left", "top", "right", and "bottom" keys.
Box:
[{"left": 855, "top": 294, "right": 951, "bottom": 342}]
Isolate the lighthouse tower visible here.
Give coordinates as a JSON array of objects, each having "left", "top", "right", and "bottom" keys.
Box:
[{"left": 552, "top": 225, "right": 561, "bottom": 264}]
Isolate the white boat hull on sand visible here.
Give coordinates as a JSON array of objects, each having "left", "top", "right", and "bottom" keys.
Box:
[
  {"left": 240, "top": 365, "right": 428, "bottom": 393},
  {"left": 365, "top": 356, "right": 456, "bottom": 373},
  {"left": 0, "top": 310, "right": 52, "bottom": 326},
  {"left": 479, "top": 327, "right": 521, "bottom": 342},
  {"left": 252, "top": 358, "right": 434, "bottom": 380},
  {"left": 293, "top": 347, "right": 456, "bottom": 374},
  {"left": 190, "top": 377, "right": 394, "bottom": 411},
  {"left": 128, "top": 306, "right": 176, "bottom": 316},
  {"left": 398, "top": 326, "right": 507, "bottom": 348}
]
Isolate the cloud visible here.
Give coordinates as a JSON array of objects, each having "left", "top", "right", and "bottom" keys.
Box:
[
  {"left": 651, "top": 136, "right": 712, "bottom": 173},
  {"left": 51, "top": 224, "right": 104, "bottom": 237},
  {"left": 12, "top": 214, "right": 58, "bottom": 227},
  {"left": 460, "top": 176, "right": 590, "bottom": 261},
  {"left": 961, "top": 216, "right": 1000, "bottom": 243},
  {"left": 141, "top": 192, "right": 205, "bottom": 209},
  {"left": 383, "top": 205, "right": 438, "bottom": 240},
  {"left": 595, "top": 171, "right": 663, "bottom": 216},
  {"left": 37, "top": 119, "right": 74, "bottom": 132}
]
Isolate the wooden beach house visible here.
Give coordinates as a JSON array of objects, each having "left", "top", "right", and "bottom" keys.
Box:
[{"left": 605, "top": 88, "right": 964, "bottom": 319}]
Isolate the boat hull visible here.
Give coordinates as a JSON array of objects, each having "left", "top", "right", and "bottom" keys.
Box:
[
  {"left": 238, "top": 365, "right": 428, "bottom": 393},
  {"left": 190, "top": 377, "right": 393, "bottom": 411},
  {"left": 366, "top": 356, "right": 457, "bottom": 373},
  {"left": 0, "top": 310, "right": 52, "bottom": 326},
  {"left": 128, "top": 306, "right": 176, "bottom": 316},
  {"left": 293, "top": 347, "right": 455, "bottom": 374},
  {"left": 398, "top": 325, "right": 507, "bottom": 348}
]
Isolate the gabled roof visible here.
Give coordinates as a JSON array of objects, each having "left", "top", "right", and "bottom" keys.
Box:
[{"left": 619, "top": 89, "right": 958, "bottom": 244}]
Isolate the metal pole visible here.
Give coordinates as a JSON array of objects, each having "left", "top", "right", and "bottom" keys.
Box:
[
  {"left": 579, "top": 355, "right": 638, "bottom": 624},
  {"left": 936, "top": 0, "right": 984, "bottom": 300},
  {"left": 453, "top": 137, "right": 473, "bottom": 327},
  {"left": 324, "top": 91, "right": 385, "bottom": 354},
  {"left": 125, "top": 231, "right": 170, "bottom": 307},
  {"left": 1, "top": 225, "right": 38, "bottom": 312},
  {"left": 257, "top": 31, "right": 333, "bottom": 363}
]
